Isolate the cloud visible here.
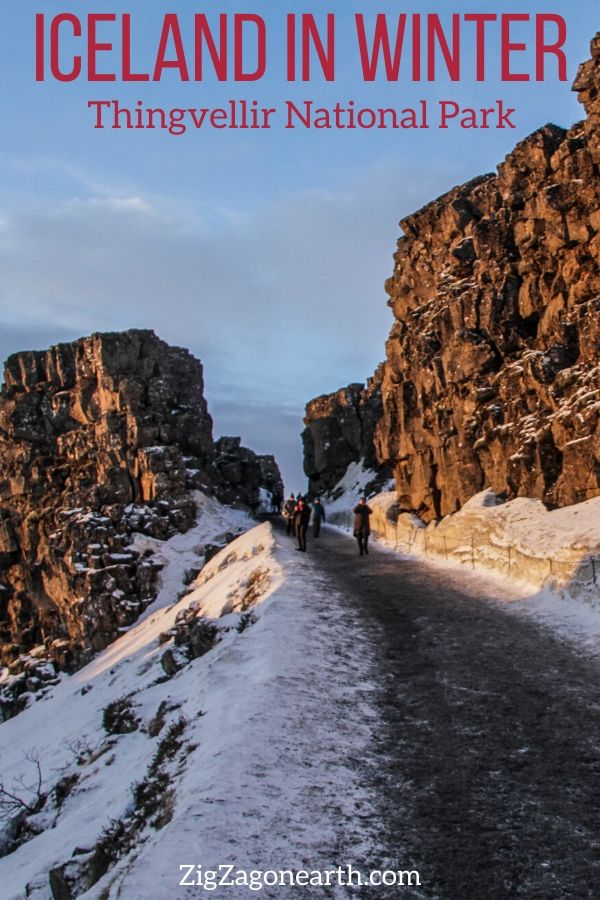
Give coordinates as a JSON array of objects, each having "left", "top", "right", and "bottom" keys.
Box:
[{"left": 0, "top": 156, "right": 459, "bottom": 484}]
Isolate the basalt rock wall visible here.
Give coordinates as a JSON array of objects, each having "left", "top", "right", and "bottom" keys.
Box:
[
  {"left": 215, "top": 436, "right": 283, "bottom": 508},
  {"left": 377, "top": 36, "right": 600, "bottom": 520},
  {"left": 303, "top": 364, "right": 391, "bottom": 495},
  {"left": 0, "top": 330, "right": 214, "bottom": 670},
  {"left": 305, "top": 34, "right": 600, "bottom": 521},
  {"left": 0, "top": 330, "right": 282, "bottom": 675}
]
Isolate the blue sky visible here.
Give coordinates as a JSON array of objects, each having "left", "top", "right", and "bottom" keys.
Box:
[{"left": 0, "top": 2, "right": 597, "bottom": 489}]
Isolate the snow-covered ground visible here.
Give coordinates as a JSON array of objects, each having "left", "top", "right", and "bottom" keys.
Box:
[
  {"left": 0, "top": 506, "right": 382, "bottom": 899},
  {"left": 4, "top": 469, "right": 600, "bottom": 897}
]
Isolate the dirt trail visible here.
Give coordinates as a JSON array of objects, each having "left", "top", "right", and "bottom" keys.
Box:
[{"left": 300, "top": 523, "right": 600, "bottom": 900}]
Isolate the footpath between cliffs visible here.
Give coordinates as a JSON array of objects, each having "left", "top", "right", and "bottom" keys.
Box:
[
  {"left": 287, "top": 522, "right": 600, "bottom": 900},
  {"left": 4, "top": 513, "right": 599, "bottom": 899}
]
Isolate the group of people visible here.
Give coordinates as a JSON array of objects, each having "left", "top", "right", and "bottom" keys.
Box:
[
  {"left": 281, "top": 492, "right": 373, "bottom": 556},
  {"left": 282, "top": 493, "right": 326, "bottom": 551}
]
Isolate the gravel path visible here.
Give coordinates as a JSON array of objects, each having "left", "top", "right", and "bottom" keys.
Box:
[{"left": 303, "top": 524, "right": 600, "bottom": 900}]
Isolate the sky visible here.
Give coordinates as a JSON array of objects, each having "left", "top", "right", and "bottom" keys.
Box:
[{"left": 0, "top": 2, "right": 597, "bottom": 490}]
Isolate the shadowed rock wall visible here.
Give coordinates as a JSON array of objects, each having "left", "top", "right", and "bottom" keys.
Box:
[
  {"left": 215, "top": 436, "right": 283, "bottom": 508},
  {"left": 303, "top": 364, "right": 391, "bottom": 495}
]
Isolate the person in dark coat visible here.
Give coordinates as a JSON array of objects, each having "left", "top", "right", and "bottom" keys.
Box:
[
  {"left": 294, "top": 498, "right": 312, "bottom": 551},
  {"left": 283, "top": 493, "right": 296, "bottom": 535},
  {"left": 312, "top": 498, "right": 326, "bottom": 537},
  {"left": 353, "top": 497, "right": 373, "bottom": 555}
]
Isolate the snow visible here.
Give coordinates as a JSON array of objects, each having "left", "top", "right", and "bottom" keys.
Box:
[
  {"left": 327, "top": 471, "right": 600, "bottom": 604},
  {"left": 565, "top": 435, "right": 594, "bottom": 447},
  {"left": 131, "top": 491, "right": 252, "bottom": 620},
  {"left": 324, "top": 467, "right": 600, "bottom": 657},
  {"left": 4, "top": 470, "right": 600, "bottom": 895},
  {"left": 321, "top": 460, "right": 394, "bottom": 522},
  {"left": 0, "top": 516, "right": 379, "bottom": 899},
  {"left": 257, "top": 486, "right": 274, "bottom": 513},
  {"left": 100, "top": 540, "right": 377, "bottom": 900},
  {"left": 0, "top": 494, "right": 253, "bottom": 890}
]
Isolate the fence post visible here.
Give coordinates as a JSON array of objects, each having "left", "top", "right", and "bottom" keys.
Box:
[
  {"left": 592, "top": 557, "right": 596, "bottom": 585},
  {"left": 424, "top": 531, "right": 428, "bottom": 556},
  {"left": 443, "top": 536, "right": 448, "bottom": 560}
]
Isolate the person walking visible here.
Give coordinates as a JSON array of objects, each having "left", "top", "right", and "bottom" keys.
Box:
[
  {"left": 353, "top": 497, "right": 373, "bottom": 555},
  {"left": 283, "top": 493, "right": 296, "bottom": 535},
  {"left": 312, "top": 497, "right": 326, "bottom": 538},
  {"left": 294, "top": 498, "right": 312, "bottom": 552}
]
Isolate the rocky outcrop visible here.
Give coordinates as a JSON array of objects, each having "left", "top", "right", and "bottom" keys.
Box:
[
  {"left": 0, "top": 330, "right": 282, "bottom": 677},
  {"left": 377, "top": 34, "right": 600, "bottom": 522},
  {"left": 214, "top": 437, "right": 283, "bottom": 510},
  {"left": 303, "top": 364, "right": 391, "bottom": 495},
  {"left": 574, "top": 32, "right": 600, "bottom": 145},
  {"left": 305, "top": 34, "right": 600, "bottom": 521}
]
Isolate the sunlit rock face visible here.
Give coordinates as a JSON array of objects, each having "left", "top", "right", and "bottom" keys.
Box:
[
  {"left": 377, "top": 34, "right": 600, "bottom": 521},
  {"left": 0, "top": 329, "right": 214, "bottom": 671},
  {"left": 0, "top": 329, "right": 282, "bottom": 677}
]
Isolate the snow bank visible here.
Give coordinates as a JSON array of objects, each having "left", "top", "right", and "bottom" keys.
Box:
[
  {"left": 324, "top": 458, "right": 600, "bottom": 605},
  {"left": 130, "top": 490, "right": 253, "bottom": 619},
  {"left": 0, "top": 518, "right": 282, "bottom": 898},
  {"left": 337, "top": 488, "right": 600, "bottom": 603},
  {"left": 0, "top": 518, "right": 380, "bottom": 900}
]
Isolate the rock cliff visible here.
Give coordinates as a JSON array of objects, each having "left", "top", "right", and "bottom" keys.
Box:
[
  {"left": 305, "top": 33, "right": 600, "bottom": 521},
  {"left": 214, "top": 436, "right": 283, "bottom": 509},
  {"left": 0, "top": 330, "right": 282, "bottom": 678},
  {"left": 303, "top": 364, "right": 391, "bottom": 495}
]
